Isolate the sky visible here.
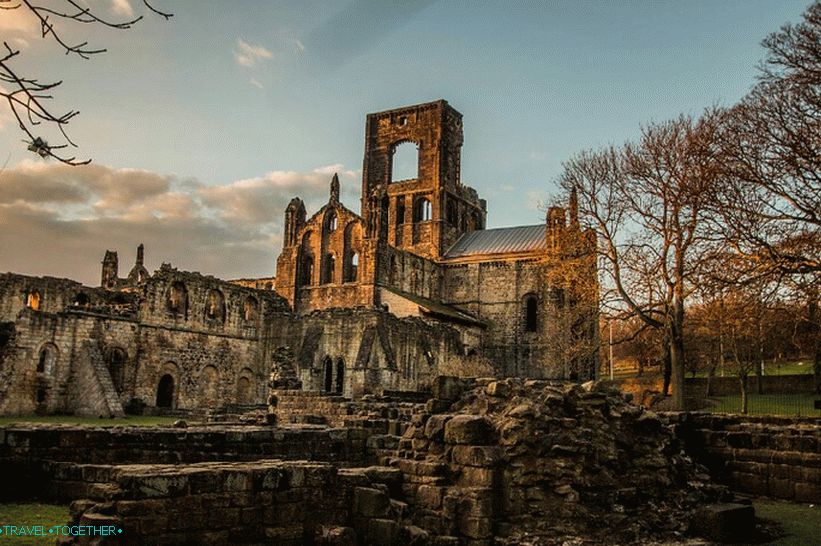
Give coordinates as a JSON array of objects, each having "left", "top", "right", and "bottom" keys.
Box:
[{"left": 0, "top": 0, "right": 812, "bottom": 285}]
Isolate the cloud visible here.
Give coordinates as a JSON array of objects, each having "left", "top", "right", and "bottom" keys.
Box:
[
  {"left": 109, "top": 0, "right": 134, "bottom": 18},
  {"left": 234, "top": 38, "right": 273, "bottom": 68},
  {"left": 0, "top": 6, "right": 38, "bottom": 37},
  {"left": 0, "top": 162, "right": 360, "bottom": 285},
  {"left": 249, "top": 78, "right": 264, "bottom": 89}
]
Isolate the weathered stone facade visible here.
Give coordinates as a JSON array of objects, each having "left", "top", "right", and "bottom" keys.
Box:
[{"left": 0, "top": 100, "right": 598, "bottom": 416}]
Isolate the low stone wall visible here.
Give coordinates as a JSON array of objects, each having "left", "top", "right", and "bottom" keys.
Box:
[
  {"left": 52, "top": 460, "right": 419, "bottom": 546},
  {"left": 672, "top": 413, "right": 821, "bottom": 503},
  {"left": 684, "top": 374, "right": 816, "bottom": 397},
  {"left": 270, "top": 390, "right": 422, "bottom": 434},
  {"left": 0, "top": 424, "right": 378, "bottom": 502}
]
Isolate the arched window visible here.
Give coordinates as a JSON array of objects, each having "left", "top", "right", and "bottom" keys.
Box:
[
  {"left": 525, "top": 295, "right": 538, "bottom": 332},
  {"left": 37, "top": 344, "right": 57, "bottom": 375},
  {"left": 345, "top": 252, "right": 359, "bottom": 282},
  {"left": 414, "top": 198, "right": 432, "bottom": 222},
  {"left": 73, "top": 293, "right": 90, "bottom": 307},
  {"left": 322, "top": 254, "right": 336, "bottom": 284},
  {"left": 325, "top": 210, "right": 338, "bottom": 232},
  {"left": 391, "top": 141, "right": 418, "bottom": 182},
  {"left": 446, "top": 200, "right": 457, "bottom": 225},
  {"left": 243, "top": 296, "right": 259, "bottom": 321},
  {"left": 156, "top": 374, "right": 175, "bottom": 408},
  {"left": 300, "top": 256, "right": 314, "bottom": 287},
  {"left": 166, "top": 281, "right": 188, "bottom": 317},
  {"left": 335, "top": 358, "right": 344, "bottom": 394},
  {"left": 236, "top": 375, "right": 253, "bottom": 404},
  {"left": 108, "top": 347, "right": 127, "bottom": 392},
  {"left": 323, "top": 357, "right": 333, "bottom": 393},
  {"left": 205, "top": 289, "right": 225, "bottom": 322},
  {"left": 26, "top": 290, "right": 41, "bottom": 310}
]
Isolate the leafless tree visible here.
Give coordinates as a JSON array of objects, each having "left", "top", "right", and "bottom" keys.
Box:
[
  {"left": 558, "top": 112, "right": 723, "bottom": 410},
  {"left": 0, "top": 0, "right": 171, "bottom": 165},
  {"left": 712, "top": 1, "right": 821, "bottom": 278}
]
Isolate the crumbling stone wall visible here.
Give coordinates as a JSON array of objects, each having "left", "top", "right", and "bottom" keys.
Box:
[
  {"left": 673, "top": 413, "right": 821, "bottom": 503},
  {"left": 270, "top": 308, "right": 467, "bottom": 398}
]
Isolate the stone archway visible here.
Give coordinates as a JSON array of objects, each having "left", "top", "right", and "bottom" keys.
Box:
[{"left": 156, "top": 374, "right": 175, "bottom": 408}]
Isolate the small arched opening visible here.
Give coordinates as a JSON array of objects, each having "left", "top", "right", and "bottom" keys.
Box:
[
  {"left": 26, "top": 290, "right": 41, "bottom": 310},
  {"left": 107, "top": 347, "right": 127, "bottom": 392},
  {"left": 236, "top": 371, "right": 254, "bottom": 404},
  {"left": 414, "top": 198, "right": 432, "bottom": 223},
  {"left": 36, "top": 344, "right": 57, "bottom": 375},
  {"left": 205, "top": 289, "right": 225, "bottom": 322},
  {"left": 524, "top": 295, "right": 538, "bottom": 332},
  {"left": 166, "top": 281, "right": 188, "bottom": 317},
  {"left": 156, "top": 374, "right": 175, "bottom": 408},
  {"left": 325, "top": 210, "right": 338, "bottom": 233},
  {"left": 243, "top": 296, "right": 259, "bottom": 322},
  {"left": 73, "top": 292, "right": 90, "bottom": 307}
]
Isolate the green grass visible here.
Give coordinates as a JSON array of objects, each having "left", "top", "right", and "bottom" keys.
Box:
[
  {"left": 692, "top": 360, "right": 816, "bottom": 378},
  {"left": 755, "top": 498, "right": 821, "bottom": 546},
  {"left": 0, "top": 503, "right": 69, "bottom": 545},
  {"left": 0, "top": 415, "right": 181, "bottom": 427},
  {"left": 703, "top": 393, "right": 820, "bottom": 417}
]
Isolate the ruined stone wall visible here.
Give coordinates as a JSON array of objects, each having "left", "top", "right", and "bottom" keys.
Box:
[
  {"left": 0, "top": 267, "right": 291, "bottom": 415},
  {"left": 378, "top": 246, "right": 443, "bottom": 302},
  {"left": 673, "top": 413, "right": 821, "bottom": 503},
  {"left": 276, "top": 196, "right": 377, "bottom": 313},
  {"left": 441, "top": 259, "right": 561, "bottom": 378},
  {"left": 269, "top": 308, "right": 466, "bottom": 398},
  {"left": 0, "top": 273, "right": 87, "bottom": 317}
]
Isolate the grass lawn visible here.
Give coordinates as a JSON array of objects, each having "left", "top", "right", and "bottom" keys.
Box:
[
  {"left": 693, "top": 360, "right": 816, "bottom": 377},
  {"left": 0, "top": 503, "right": 69, "bottom": 545},
  {"left": 0, "top": 415, "right": 181, "bottom": 427},
  {"left": 755, "top": 498, "right": 821, "bottom": 546},
  {"left": 703, "top": 393, "right": 820, "bottom": 417}
]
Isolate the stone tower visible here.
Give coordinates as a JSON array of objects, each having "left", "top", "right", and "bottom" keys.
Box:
[
  {"left": 101, "top": 250, "right": 119, "bottom": 289},
  {"left": 360, "top": 100, "right": 484, "bottom": 260}
]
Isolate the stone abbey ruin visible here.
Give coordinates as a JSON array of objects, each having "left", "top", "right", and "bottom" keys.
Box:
[{"left": 1, "top": 101, "right": 820, "bottom": 545}]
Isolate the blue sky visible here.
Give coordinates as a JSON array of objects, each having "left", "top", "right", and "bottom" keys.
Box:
[{"left": 0, "top": 0, "right": 811, "bottom": 284}]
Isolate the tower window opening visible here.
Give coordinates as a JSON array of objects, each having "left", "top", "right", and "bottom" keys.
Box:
[
  {"left": 525, "top": 296, "right": 538, "bottom": 332},
  {"left": 414, "top": 198, "right": 432, "bottom": 222}
]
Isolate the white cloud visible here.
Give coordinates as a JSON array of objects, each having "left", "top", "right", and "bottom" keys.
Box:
[
  {"left": 234, "top": 38, "right": 273, "bottom": 68},
  {"left": 109, "top": 0, "right": 134, "bottom": 18},
  {"left": 0, "top": 162, "right": 360, "bottom": 284},
  {"left": 249, "top": 78, "right": 264, "bottom": 89},
  {"left": 0, "top": 6, "right": 38, "bottom": 36}
]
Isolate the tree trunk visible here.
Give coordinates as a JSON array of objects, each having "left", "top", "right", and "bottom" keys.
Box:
[
  {"left": 662, "top": 330, "right": 672, "bottom": 397},
  {"left": 739, "top": 372, "right": 749, "bottom": 415},
  {"left": 669, "top": 325, "right": 686, "bottom": 411},
  {"left": 706, "top": 358, "right": 717, "bottom": 397}
]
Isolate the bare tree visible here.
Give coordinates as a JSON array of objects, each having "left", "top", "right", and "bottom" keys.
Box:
[
  {"left": 712, "top": 1, "right": 821, "bottom": 278},
  {"left": 0, "top": 0, "right": 171, "bottom": 165},
  {"left": 558, "top": 112, "right": 723, "bottom": 410}
]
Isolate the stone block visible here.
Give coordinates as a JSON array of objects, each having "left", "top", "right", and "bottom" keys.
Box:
[
  {"left": 689, "top": 503, "right": 755, "bottom": 543},
  {"left": 424, "top": 414, "right": 453, "bottom": 441},
  {"left": 366, "top": 518, "right": 399, "bottom": 546},
  {"left": 416, "top": 485, "right": 444, "bottom": 509},
  {"left": 354, "top": 487, "right": 390, "bottom": 518},
  {"left": 444, "top": 416, "right": 495, "bottom": 445},
  {"left": 451, "top": 445, "right": 502, "bottom": 467}
]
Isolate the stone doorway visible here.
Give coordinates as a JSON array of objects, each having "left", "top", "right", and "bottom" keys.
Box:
[{"left": 156, "top": 374, "right": 175, "bottom": 408}]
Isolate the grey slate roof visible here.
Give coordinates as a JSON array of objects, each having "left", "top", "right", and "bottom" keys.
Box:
[{"left": 444, "top": 225, "right": 546, "bottom": 259}]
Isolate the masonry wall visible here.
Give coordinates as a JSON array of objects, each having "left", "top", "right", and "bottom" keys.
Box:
[
  {"left": 269, "top": 308, "right": 467, "bottom": 399},
  {"left": 673, "top": 413, "right": 821, "bottom": 503}
]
